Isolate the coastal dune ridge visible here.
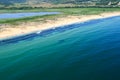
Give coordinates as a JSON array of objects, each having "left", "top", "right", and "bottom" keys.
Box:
[{"left": 0, "top": 12, "right": 120, "bottom": 40}]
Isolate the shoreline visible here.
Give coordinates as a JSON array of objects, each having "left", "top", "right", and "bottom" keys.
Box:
[{"left": 0, "top": 12, "right": 120, "bottom": 40}]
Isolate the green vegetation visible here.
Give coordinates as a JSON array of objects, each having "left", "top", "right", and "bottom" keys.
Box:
[
  {"left": 0, "top": 7, "right": 120, "bottom": 25},
  {"left": 1, "top": 0, "right": 120, "bottom": 5},
  {"left": 0, "top": 0, "right": 120, "bottom": 8},
  {"left": 0, "top": 14, "right": 62, "bottom": 25}
]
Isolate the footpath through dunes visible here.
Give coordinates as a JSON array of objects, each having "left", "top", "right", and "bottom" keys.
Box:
[{"left": 0, "top": 12, "right": 120, "bottom": 40}]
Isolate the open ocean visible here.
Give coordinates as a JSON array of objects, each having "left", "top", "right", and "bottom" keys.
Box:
[{"left": 0, "top": 16, "right": 120, "bottom": 80}]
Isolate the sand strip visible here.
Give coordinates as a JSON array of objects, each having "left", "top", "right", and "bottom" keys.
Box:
[{"left": 0, "top": 12, "right": 120, "bottom": 40}]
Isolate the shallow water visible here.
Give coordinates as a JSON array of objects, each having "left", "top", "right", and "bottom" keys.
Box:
[
  {"left": 0, "top": 12, "right": 59, "bottom": 19},
  {"left": 0, "top": 16, "right": 120, "bottom": 80}
]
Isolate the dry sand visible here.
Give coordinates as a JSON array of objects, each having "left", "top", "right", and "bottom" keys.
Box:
[{"left": 0, "top": 12, "right": 120, "bottom": 40}]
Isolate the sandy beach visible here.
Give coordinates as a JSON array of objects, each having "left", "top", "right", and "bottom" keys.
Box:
[{"left": 0, "top": 12, "right": 120, "bottom": 40}]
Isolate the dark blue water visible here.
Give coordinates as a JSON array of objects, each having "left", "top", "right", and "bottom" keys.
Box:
[
  {"left": 0, "top": 12, "right": 59, "bottom": 19},
  {"left": 0, "top": 16, "right": 120, "bottom": 80}
]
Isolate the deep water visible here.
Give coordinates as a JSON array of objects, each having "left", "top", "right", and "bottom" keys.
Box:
[{"left": 0, "top": 16, "right": 120, "bottom": 80}]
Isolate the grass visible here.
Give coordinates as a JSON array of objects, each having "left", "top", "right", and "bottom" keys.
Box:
[
  {"left": 0, "top": 14, "right": 63, "bottom": 24},
  {"left": 0, "top": 7, "right": 120, "bottom": 25},
  {"left": 0, "top": 8, "right": 120, "bottom": 14}
]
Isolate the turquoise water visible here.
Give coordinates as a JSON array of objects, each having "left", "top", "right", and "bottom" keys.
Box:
[
  {"left": 0, "top": 12, "right": 59, "bottom": 19},
  {"left": 0, "top": 16, "right": 120, "bottom": 80}
]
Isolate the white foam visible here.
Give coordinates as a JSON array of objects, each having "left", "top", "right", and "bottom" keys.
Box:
[{"left": 36, "top": 31, "right": 41, "bottom": 34}]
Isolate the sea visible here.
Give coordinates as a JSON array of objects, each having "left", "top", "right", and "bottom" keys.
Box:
[{"left": 0, "top": 16, "right": 120, "bottom": 80}]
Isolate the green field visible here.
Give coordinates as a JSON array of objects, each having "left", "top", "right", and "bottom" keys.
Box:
[{"left": 0, "top": 8, "right": 120, "bottom": 25}]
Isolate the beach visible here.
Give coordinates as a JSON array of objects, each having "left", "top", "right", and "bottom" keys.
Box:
[{"left": 0, "top": 12, "right": 120, "bottom": 39}]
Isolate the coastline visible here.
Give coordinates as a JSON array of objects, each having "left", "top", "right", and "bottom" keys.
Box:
[{"left": 0, "top": 12, "right": 120, "bottom": 40}]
